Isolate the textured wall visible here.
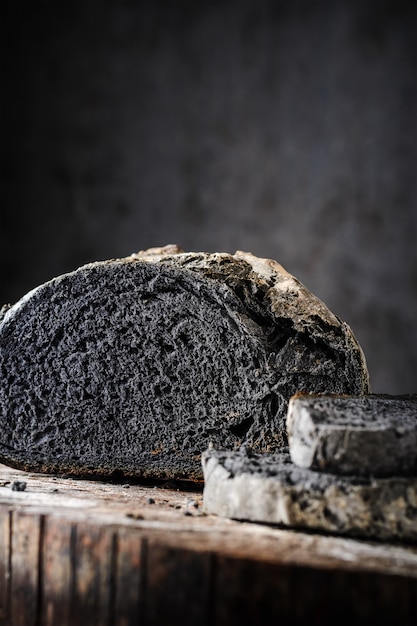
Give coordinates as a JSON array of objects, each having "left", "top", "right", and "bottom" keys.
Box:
[{"left": 1, "top": 0, "right": 416, "bottom": 393}]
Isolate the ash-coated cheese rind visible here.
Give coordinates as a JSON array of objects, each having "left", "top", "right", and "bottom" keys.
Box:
[
  {"left": 287, "top": 394, "right": 417, "bottom": 476},
  {"left": 0, "top": 247, "right": 369, "bottom": 480},
  {"left": 202, "top": 448, "right": 417, "bottom": 542}
]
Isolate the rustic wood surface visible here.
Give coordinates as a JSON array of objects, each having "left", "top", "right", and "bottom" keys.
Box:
[{"left": 0, "top": 463, "right": 416, "bottom": 625}]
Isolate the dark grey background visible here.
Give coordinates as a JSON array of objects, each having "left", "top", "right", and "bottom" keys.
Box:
[{"left": 1, "top": 0, "right": 416, "bottom": 393}]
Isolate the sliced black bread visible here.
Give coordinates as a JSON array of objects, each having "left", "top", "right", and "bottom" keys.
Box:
[
  {"left": 202, "top": 447, "right": 417, "bottom": 542},
  {"left": 0, "top": 246, "right": 369, "bottom": 480},
  {"left": 287, "top": 393, "right": 417, "bottom": 477}
]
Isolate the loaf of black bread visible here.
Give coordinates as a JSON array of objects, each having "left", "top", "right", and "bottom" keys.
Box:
[{"left": 0, "top": 246, "right": 369, "bottom": 480}]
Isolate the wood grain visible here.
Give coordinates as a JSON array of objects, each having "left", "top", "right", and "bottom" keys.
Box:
[
  {"left": 10, "top": 512, "right": 41, "bottom": 626},
  {"left": 72, "top": 524, "right": 114, "bottom": 626},
  {"left": 113, "top": 530, "right": 144, "bottom": 626},
  {"left": 0, "top": 464, "right": 416, "bottom": 626},
  {"left": 0, "top": 510, "right": 10, "bottom": 626},
  {"left": 42, "top": 518, "right": 73, "bottom": 626},
  {"left": 145, "top": 541, "right": 212, "bottom": 626}
]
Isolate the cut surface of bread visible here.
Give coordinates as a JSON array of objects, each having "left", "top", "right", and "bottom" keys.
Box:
[
  {"left": 202, "top": 448, "right": 417, "bottom": 542},
  {"left": 287, "top": 393, "right": 417, "bottom": 476},
  {"left": 0, "top": 248, "right": 369, "bottom": 479}
]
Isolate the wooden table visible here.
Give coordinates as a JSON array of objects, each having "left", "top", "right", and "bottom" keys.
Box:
[{"left": 0, "top": 464, "right": 416, "bottom": 626}]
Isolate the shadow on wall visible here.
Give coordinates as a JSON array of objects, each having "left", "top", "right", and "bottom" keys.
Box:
[{"left": 0, "top": 0, "right": 416, "bottom": 393}]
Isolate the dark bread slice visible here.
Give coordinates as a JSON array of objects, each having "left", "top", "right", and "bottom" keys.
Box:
[
  {"left": 287, "top": 393, "right": 417, "bottom": 477},
  {"left": 202, "top": 447, "right": 417, "bottom": 542},
  {"left": 0, "top": 246, "right": 369, "bottom": 480}
]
